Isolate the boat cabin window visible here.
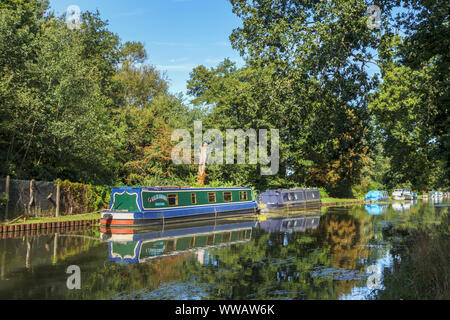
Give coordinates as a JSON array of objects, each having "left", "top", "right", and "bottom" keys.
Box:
[
  {"left": 239, "top": 191, "right": 248, "bottom": 201},
  {"left": 208, "top": 192, "right": 216, "bottom": 203},
  {"left": 305, "top": 191, "right": 312, "bottom": 200},
  {"left": 296, "top": 192, "right": 304, "bottom": 200},
  {"left": 168, "top": 194, "right": 178, "bottom": 206},
  {"left": 283, "top": 193, "right": 289, "bottom": 201},
  {"left": 223, "top": 192, "right": 232, "bottom": 202},
  {"left": 288, "top": 193, "right": 297, "bottom": 201},
  {"left": 191, "top": 193, "right": 197, "bottom": 204}
]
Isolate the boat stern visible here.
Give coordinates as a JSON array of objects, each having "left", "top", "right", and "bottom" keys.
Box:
[{"left": 100, "top": 210, "right": 137, "bottom": 226}]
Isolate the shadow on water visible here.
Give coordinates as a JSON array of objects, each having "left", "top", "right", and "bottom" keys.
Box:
[{"left": 0, "top": 200, "right": 448, "bottom": 300}]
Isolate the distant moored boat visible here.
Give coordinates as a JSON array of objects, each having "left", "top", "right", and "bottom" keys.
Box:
[
  {"left": 257, "top": 188, "right": 321, "bottom": 212},
  {"left": 364, "top": 190, "right": 389, "bottom": 202},
  {"left": 392, "top": 189, "right": 405, "bottom": 200}
]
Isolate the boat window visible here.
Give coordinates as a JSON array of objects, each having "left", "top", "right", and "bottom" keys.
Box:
[
  {"left": 208, "top": 192, "right": 216, "bottom": 203},
  {"left": 224, "top": 192, "right": 232, "bottom": 202},
  {"left": 239, "top": 191, "right": 248, "bottom": 201},
  {"left": 283, "top": 193, "right": 289, "bottom": 201},
  {"left": 168, "top": 194, "right": 177, "bottom": 206},
  {"left": 191, "top": 193, "right": 197, "bottom": 204},
  {"left": 296, "top": 192, "right": 304, "bottom": 200}
]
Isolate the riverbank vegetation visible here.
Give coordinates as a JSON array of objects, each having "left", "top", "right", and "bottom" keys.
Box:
[{"left": 1, "top": 0, "right": 448, "bottom": 199}]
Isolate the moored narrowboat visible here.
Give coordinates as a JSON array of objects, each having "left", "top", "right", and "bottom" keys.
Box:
[
  {"left": 402, "top": 188, "right": 413, "bottom": 200},
  {"left": 100, "top": 186, "right": 258, "bottom": 227},
  {"left": 258, "top": 188, "right": 321, "bottom": 212},
  {"left": 364, "top": 190, "right": 389, "bottom": 202},
  {"left": 392, "top": 189, "right": 405, "bottom": 200}
]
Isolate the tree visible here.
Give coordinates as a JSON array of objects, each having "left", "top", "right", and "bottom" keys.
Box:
[
  {"left": 0, "top": 4, "right": 120, "bottom": 183},
  {"left": 369, "top": 0, "right": 449, "bottom": 189}
]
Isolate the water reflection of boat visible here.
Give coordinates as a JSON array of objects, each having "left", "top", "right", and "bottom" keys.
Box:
[
  {"left": 365, "top": 204, "right": 389, "bottom": 215},
  {"left": 258, "top": 212, "right": 321, "bottom": 233},
  {"left": 101, "top": 217, "right": 256, "bottom": 264},
  {"left": 391, "top": 201, "right": 414, "bottom": 212}
]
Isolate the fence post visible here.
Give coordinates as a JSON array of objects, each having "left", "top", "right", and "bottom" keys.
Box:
[
  {"left": 28, "top": 179, "right": 35, "bottom": 218},
  {"left": 4, "top": 175, "right": 10, "bottom": 220},
  {"left": 55, "top": 183, "right": 60, "bottom": 218}
]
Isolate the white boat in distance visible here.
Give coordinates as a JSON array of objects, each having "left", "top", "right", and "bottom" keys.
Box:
[{"left": 392, "top": 189, "right": 405, "bottom": 200}]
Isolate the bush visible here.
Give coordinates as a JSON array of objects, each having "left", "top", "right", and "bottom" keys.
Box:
[
  {"left": 0, "top": 192, "right": 8, "bottom": 208},
  {"left": 56, "top": 179, "right": 111, "bottom": 215},
  {"left": 318, "top": 187, "right": 329, "bottom": 198}
]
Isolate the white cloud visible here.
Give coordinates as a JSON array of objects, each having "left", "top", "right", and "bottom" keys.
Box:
[
  {"left": 204, "top": 57, "right": 224, "bottom": 64},
  {"left": 156, "top": 64, "right": 195, "bottom": 71},
  {"left": 169, "top": 57, "right": 190, "bottom": 63}
]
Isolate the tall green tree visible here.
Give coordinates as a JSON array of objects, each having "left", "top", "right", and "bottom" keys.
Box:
[
  {"left": 0, "top": 3, "right": 120, "bottom": 183},
  {"left": 370, "top": 0, "right": 449, "bottom": 190}
]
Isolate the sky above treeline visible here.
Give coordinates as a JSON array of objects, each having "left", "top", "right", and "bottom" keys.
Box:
[{"left": 49, "top": 0, "right": 245, "bottom": 96}]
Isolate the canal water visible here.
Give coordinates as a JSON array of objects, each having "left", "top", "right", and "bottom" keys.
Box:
[{"left": 0, "top": 199, "right": 448, "bottom": 300}]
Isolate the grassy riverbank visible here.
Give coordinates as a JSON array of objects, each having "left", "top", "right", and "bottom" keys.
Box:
[
  {"left": 0, "top": 213, "right": 101, "bottom": 226},
  {"left": 1, "top": 197, "right": 365, "bottom": 225},
  {"left": 321, "top": 197, "right": 363, "bottom": 203}
]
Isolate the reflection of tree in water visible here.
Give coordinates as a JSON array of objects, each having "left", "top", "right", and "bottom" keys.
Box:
[
  {"left": 375, "top": 205, "right": 449, "bottom": 299},
  {"left": 316, "top": 209, "right": 373, "bottom": 296},
  {"left": 179, "top": 229, "right": 339, "bottom": 300},
  {"left": 74, "top": 213, "right": 375, "bottom": 299}
]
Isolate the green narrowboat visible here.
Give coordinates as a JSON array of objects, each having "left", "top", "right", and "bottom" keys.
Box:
[{"left": 100, "top": 186, "right": 258, "bottom": 227}]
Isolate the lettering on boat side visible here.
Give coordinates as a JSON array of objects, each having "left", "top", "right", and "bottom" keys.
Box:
[
  {"left": 171, "top": 121, "right": 279, "bottom": 175},
  {"left": 148, "top": 194, "right": 168, "bottom": 203},
  {"left": 66, "top": 265, "right": 81, "bottom": 290}
]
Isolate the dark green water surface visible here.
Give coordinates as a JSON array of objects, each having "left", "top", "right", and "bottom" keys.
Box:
[{"left": 0, "top": 199, "right": 448, "bottom": 300}]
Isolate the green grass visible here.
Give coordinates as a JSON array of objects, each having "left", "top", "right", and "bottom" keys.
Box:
[
  {"left": 321, "top": 197, "right": 363, "bottom": 203},
  {"left": 1, "top": 212, "right": 101, "bottom": 226}
]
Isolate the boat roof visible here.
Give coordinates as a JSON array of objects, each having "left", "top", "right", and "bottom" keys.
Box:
[
  {"left": 260, "top": 188, "right": 319, "bottom": 195},
  {"left": 112, "top": 186, "right": 252, "bottom": 191}
]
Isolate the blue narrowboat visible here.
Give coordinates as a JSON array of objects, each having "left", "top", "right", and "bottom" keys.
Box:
[
  {"left": 100, "top": 186, "right": 258, "bottom": 227},
  {"left": 258, "top": 188, "right": 321, "bottom": 212},
  {"left": 364, "top": 190, "right": 389, "bottom": 202}
]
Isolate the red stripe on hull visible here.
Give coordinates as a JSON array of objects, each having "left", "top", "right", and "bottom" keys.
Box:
[
  {"left": 100, "top": 227, "right": 136, "bottom": 234},
  {"left": 100, "top": 219, "right": 135, "bottom": 226}
]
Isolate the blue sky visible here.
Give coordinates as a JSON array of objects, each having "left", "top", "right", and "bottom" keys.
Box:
[{"left": 48, "top": 0, "right": 245, "bottom": 96}]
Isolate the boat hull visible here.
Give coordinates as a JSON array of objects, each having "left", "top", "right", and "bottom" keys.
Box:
[
  {"left": 101, "top": 201, "right": 259, "bottom": 227},
  {"left": 258, "top": 200, "right": 321, "bottom": 212}
]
